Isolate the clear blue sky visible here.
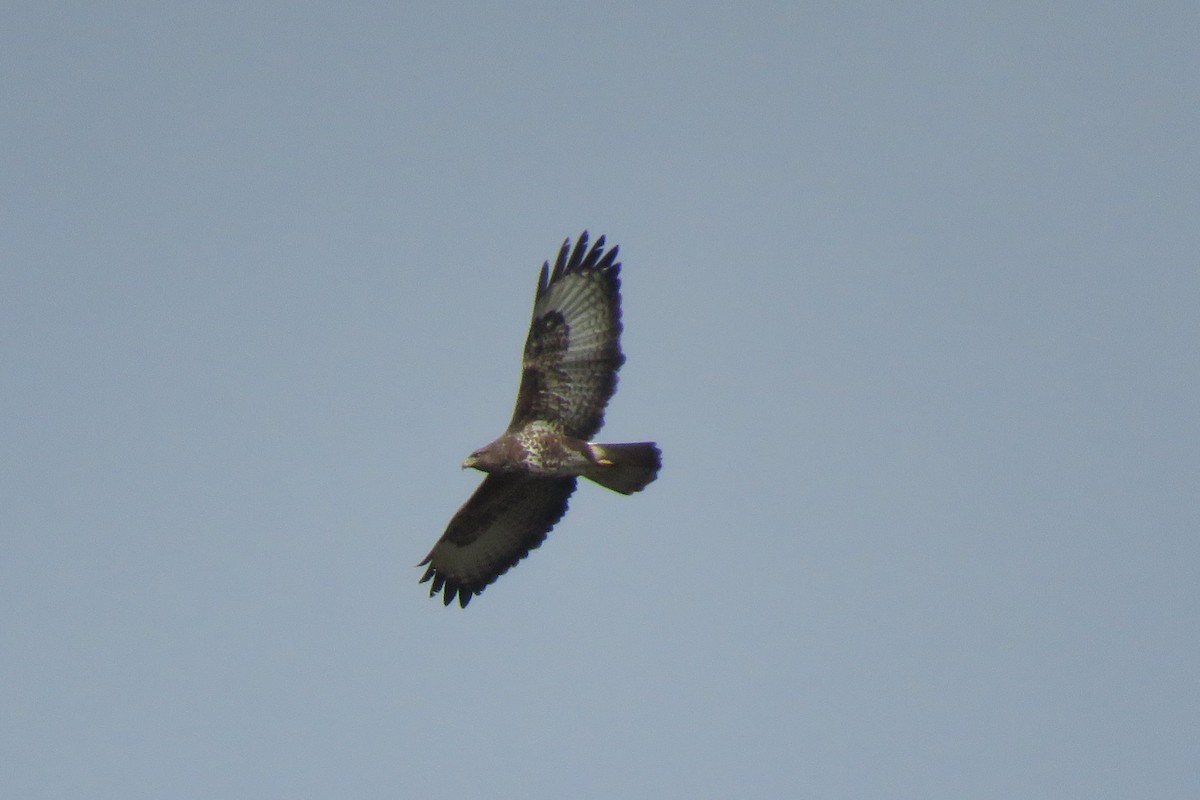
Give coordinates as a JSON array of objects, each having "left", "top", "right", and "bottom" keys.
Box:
[{"left": 3, "top": 3, "right": 1197, "bottom": 798}]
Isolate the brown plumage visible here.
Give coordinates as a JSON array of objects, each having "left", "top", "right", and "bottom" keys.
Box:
[{"left": 419, "top": 233, "right": 661, "bottom": 607}]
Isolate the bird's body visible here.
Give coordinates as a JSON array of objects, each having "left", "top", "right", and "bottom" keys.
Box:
[{"left": 419, "top": 233, "right": 660, "bottom": 607}]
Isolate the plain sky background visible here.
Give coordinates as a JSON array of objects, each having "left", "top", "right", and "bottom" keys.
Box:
[{"left": 3, "top": 3, "right": 1197, "bottom": 798}]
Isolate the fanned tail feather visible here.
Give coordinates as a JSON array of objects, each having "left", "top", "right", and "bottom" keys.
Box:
[{"left": 586, "top": 442, "right": 662, "bottom": 495}]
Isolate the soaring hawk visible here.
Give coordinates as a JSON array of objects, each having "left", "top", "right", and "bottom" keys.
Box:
[{"left": 419, "top": 232, "right": 661, "bottom": 607}]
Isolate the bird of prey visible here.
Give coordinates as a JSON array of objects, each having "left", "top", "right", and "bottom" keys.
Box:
[{"left": 419, "top": 232, "right": 661, "bottom": 607}]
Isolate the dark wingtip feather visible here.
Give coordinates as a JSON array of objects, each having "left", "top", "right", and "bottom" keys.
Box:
[
  {"left": 546, "top": 231, "right": 622, "bottom": 280},
  {"left": 565, "top": 231, "right": 589, "bottom": 274},
  {"left": 549, "top": 236, "right": 574, "bottom": 284},
  {"left": 418, "top": 560, "right": 487, "bottom": 609}
]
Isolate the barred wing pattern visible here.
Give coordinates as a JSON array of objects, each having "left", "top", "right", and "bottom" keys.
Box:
[{"left": 509, "top": 233, "right": 625, "bottom": 441}]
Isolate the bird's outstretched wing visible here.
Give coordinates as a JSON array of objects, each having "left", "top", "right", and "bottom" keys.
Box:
[
  {"left": 419, "top": 474, "right": 577, "bottom": 607},
  {"left": 508, "top": 232, "right": 625, "bottom": 440}
]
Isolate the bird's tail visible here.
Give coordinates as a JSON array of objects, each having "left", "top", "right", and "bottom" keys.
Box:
[{"left": 586, "top": 442, "right": 662, "bottom": 495}]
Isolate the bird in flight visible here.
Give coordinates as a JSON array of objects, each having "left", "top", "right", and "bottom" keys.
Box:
[{"left": 419, "top": 232, "right": 661, "bottom": 607}]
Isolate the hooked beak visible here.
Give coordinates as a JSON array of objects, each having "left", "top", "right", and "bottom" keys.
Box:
[{"left": 462, "top": 454, "right": 479, "bottom": 470}]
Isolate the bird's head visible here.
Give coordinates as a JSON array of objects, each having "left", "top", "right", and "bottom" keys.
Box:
[{"left": 462, "top": 439, "right": 516, "bottom": 473}]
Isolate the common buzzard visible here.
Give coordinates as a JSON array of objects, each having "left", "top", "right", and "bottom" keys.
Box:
[{"left": 419, "top": 233, "right": 661, "bottom": 607}]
